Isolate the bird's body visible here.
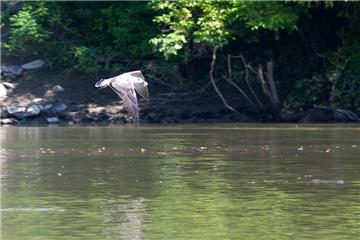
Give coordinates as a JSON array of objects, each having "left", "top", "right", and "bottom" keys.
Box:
[{"left": 95, "top": 71, "right": 149, "bottom": 123}]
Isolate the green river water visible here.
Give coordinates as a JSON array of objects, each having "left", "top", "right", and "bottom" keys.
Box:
[{"left": 1, "top": 124, "right": 359, "bottom": 239}]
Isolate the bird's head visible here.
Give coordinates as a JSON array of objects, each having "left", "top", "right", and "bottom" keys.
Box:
[{"left": 95, "top": 78, "right": 112, "bottom": 89}]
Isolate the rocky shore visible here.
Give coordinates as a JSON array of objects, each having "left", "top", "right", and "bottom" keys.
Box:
[
  {"left": 1, "top": 59, "right": 359, "bottom": 126},
  {"left": 1, "top": 60, "right": 131, "bottom": 125}
]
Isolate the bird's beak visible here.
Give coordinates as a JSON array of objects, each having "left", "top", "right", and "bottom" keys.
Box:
[{"left": 95, "top": 78, "right": 112, "bottom": 89}]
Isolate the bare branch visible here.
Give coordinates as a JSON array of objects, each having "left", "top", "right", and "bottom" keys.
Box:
[
  {"left": 210, "top": 46, "right": 238, "bottom": 113},
  {"left": 222, "top": 75, "right": 256, "bottom": 108},
  {"left": 239, "top": 55, "right": 265, "bottom": 109},
  {"left": 227, "top": 54, "right": 232, "bottom": 79},
  {"left": 224, "top": 53, "right": 256, "bottom": 107},
  {"left": 257, "top": 64, "right": 272, "bottom": 102}
]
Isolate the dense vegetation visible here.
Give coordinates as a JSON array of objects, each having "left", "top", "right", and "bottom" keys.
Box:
[{"left": 2, "top": 1, "right": 360, "bottom": 121}]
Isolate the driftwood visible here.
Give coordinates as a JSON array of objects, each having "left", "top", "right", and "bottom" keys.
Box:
[
  {"left": 283, "top": 105, "right": 359, "bottom": 123},
  {"left": 225, "top": 54, "right": 265, "bottom": 109},
  {"left": 209, "top": 46, "right": 238, "bottom": 113},
  {"left": 247, "top": 61, "right": 281, "bottom": 120},
  {"left": 205, "top": 47, "right": 283, "bottom": 119},
  {"left": 227, "top": 53, "right": 282, "bottom": 119},
  {"left": 223, "top": 55, "right": 257, "bottom": 108},
  {"left": 238, "top": 54, "right": 265, "bottom": 109},
  {"left": 199, "top": 48, "right": 357, "bottom": 122}
]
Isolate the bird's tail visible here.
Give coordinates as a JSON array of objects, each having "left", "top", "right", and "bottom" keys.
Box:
[{"left": 132, "top": 111, "right": 140, "bottom": 123}]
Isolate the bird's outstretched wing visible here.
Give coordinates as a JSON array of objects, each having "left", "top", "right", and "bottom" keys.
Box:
[
  {"left": 128, "top": 70, "right": 145, "bottom": 80},
  {"left": 125, "top": 71, "right": 149, "bottom": 101},
  {"left": 110, "top": 78, "right": 139, "bottom": 123},
  {"left": 133, "top": 81, "right": 149, "bottom": 101}
]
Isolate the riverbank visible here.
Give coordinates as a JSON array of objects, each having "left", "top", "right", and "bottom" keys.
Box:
[{"left": 1, "top": 64, "right": 359, "bottom": 125}]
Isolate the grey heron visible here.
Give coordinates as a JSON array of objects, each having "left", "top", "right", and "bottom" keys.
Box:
[{"left": 95, "top": 71, "right": 149, "bottom": 123}]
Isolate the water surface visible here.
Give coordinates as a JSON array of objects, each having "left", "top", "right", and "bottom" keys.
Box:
[{"left": 1, "top": 124, "right": 359, "bottom": 239}]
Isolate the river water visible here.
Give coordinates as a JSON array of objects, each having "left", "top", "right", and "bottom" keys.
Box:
[{"left": 1, "top": 124, "right": 359, "bottom": 240}]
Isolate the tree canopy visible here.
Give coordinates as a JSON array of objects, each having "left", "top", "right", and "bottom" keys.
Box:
[{"left": 2, "top": 1, "right": 359, "bottom": 120}]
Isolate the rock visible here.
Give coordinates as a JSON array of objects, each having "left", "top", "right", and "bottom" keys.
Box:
[
  {"left": 300, "top": 108, "right": 335, "bottom": 123},
  {"left": 2, "top": 72, "right": 17, "bottom": 80},
  {"left": 43, "top": 104, "right": 53, "bottom": 111},
  {"left": 18, "top": 118, "right": 47, "bottom": 125},
  {"left": 335, "top": 109, "right": 359, "bottom": 122},
  {"left": 44, "top": 89, "right": 55, "bottom": 98},
  {"left": 68, "top": 112, "right": 83, "bottom": 123},
  {"left": 22, "top": 59, "right": 44, "bottom": 70},
  {"left": 52, "top": 85, "right": 65, "bottom": 92},
  {"left": 0, "top": 82, "right": 17, "bottom": 98},
  {"left": 8, "top": 105, "right": 41, "bottom": 119},
  {"left": 300, "top": 106, "right": 359, "bottom": 123},
  {"left": 95, "top": 112, "right": 109, "bottom": 121},
  {"left": 1, "top": 118, "right": 18, "bottom": 124},
  {"left": 46, "top": 117, "right": 59, "bottom": 124},
  {"left": 1, "top": 65, "right": 23, "bottom": 76},
  {"left": 33, "top": 98, "right": 45, "bottom": 104},
  {"left": 0, "top": 107, "right": 8, "bottom": 118},
  {"left": 53, "top": 103, "right": 67, "bottom": 112},
  {"left": 33, "top": 104, "right": 44, "bottom": 111},
  {"left": 8, "top": 106, "right": 26, "bottom": 115},
  {"left": 26, "top": 104, "right": 42, "bottom": 116},
  {"left": 0, "top": 83, "right": 7, "bottom": 97},
  {"left": 2, "top": 82, "right": 16, "bottom": 89}
]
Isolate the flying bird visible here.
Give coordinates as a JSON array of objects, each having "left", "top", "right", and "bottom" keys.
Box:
[{"left": 95, "top": 71, "right": 149, "bottom": 123}]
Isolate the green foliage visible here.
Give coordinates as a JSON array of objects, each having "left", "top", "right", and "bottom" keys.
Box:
[
  {"left": 5, "top": 2, "right": 50, "bottom": 52},
  {"left": 149, "top": 1, "right": 303, "bottom": 58},
  {"left": 45, "top": 42, "right": 74, "bottom": 68},
  {"left": 149, "top": 33, "right": 187, "bottom": 60},
  {"left": 73, "top": 46, "right": 100, "bottom": 73},
  {"left": 324, "top": 48, "right": 360, "bottom": 109},
  {"left": 4, "top": 2, "right": 156, "bottom": 73},
  {"left": 233, "top": 2, "right": 301, "bottom": 31},
  {"left": 149, "top": 1, "right": 237, "bottom": 59},
  {"left": 93, "top": 3, "right": 156, "bottom": 57},
  {"left": 286, "top": 45, "right": 360, "bottom": 111}
]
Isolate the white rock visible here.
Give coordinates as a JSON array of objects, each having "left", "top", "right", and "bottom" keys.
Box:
[
  {"left": 52, "top": 85, "right": 64, "bottom": 92},
  {"left": 8, "top": 106, "right": 26, "bottom": 115},
  {"left": 0, "top": 83, "right": 6, "bottom": 97},
  {"left": 1, "top": 118, "right": 18, "bottom": 124},
  {"left": 7, "top": 105, "right": 41, "bottom": 118},
  {"left": 26, "top": 104, "right": 41, "bottom": 116},
  {"left": 22, "top": 59, "right": 44, "bottom": 70},
  {"left": 2, "top": 82, "right": 16, "bottom": 89},
  {"left": 54, "top": 103, "right": 67, "bottom": 112},
  {"left": 1, "top": 65, "right": 23, "bottom": 76},
  {"left": 33, "top": 98, "right": 45, "bottom": 104},
  {"left": 46, "top": 117, "right": 59, "bottom": 124}
]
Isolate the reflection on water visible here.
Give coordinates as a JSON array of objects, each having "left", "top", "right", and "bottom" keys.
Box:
[{"left": 1, "top": 124, "right": 359, "bottom": 240}]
